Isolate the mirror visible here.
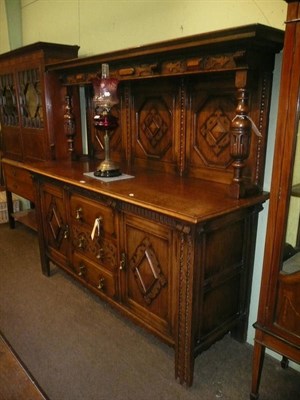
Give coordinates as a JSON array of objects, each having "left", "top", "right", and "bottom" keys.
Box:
[
  {"left": 277, "top": 107, "right": 300, "bottom": 337},
  {"left": 283, "top": 114, "right": 300, "bottom": 266}
]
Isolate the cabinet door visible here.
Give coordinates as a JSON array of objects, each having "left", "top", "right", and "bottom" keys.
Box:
[
  {"left": 121, "top": 213, "right": 175, "bottom": 342},
  {"left": 39, "top": 182, "right": 69, "bottom": 267},
  {"left": 17, "top": 66, "right": 49, "bottom": 162},
  {"left": 0, "top": 71, "right": 22, "bottom": 160},
  {"left": 0, "top": 66, "right": 47, "bottom": 162}
]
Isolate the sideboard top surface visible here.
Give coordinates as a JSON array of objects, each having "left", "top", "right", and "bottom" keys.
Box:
[{"left": 4, "top": 158, "right": 268, "bottom": 224}]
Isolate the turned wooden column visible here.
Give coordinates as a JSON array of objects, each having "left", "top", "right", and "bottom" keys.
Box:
[
  {"left": 64, "top": 94, "right": 76, "bottom": 159},
  {"left": 229, "top": 76, "right": 252, "bottom": 199}
]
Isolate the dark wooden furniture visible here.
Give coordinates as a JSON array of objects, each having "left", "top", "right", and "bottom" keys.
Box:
[
  {"left": 0, "top": 42, "right": 79, "bottom": 229},
  {"left": 251, "top": 2, "right": 300, "bottom": 399},
  {"left": 0, "top": 334, "right": 48, "bottom": 400},
  {"left": 1, "top": 25, "right": 284, "bottom": 386}
]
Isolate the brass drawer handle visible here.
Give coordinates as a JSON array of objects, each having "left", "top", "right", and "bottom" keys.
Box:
[
  {"left": 91, "top": 216, "right": 103, "bottom": 240},
  {"left": 63, "top": 224, "right": 69, "bottom": 239},
  {"left": 77, "top": 235, "right": 86, "bottom": 249},
  {"left": 96, "top": 248, "right": 104, "bottom": 260},
  {"left": 75, "top": 207, "right": 82, "bottom": 220},
  {"left": 120, "top": 252, "right": 126, "bottom": 271},
  {"left": 97, "top": 277, "right": 105, "bottom": 291},
  {"left": 78, "top": 263, "right": 86, "bottom": 277}
]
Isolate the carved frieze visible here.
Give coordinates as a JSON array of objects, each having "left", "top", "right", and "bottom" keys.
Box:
[{"left": 62, "top": 51, "right": 244, "bottom": 85}]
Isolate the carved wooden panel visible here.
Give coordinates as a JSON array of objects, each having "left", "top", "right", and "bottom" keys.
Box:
[
  {"left": 72, "top": 224, "right": 117, "bottom": 271},
  {"left": 194, "top": 213, "right": 248, "bottom": 344},
  {"left": 130, "top": 80, "right": 178, "bottom": 172},
  {"left": 129, "top": 236, "right": 167, "bottom": 305},
  {"left": 188, "top": 80, "right": 236, "bottom": 182},
  {"left": 40, "top": 183, "right": 68, "bottom": 257},
  {"left": 122, "top": 213, "right": 174, "bottom": 338},
  {"left": 46, "top": 197, "right": 65, "bottom": 248}
]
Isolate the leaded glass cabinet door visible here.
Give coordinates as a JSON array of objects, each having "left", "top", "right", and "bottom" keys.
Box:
[
  {"left": 0, "top": 72, "right": 22, "bottom": 160},
  {"left": 17, "top": 66, "right": 48, "bottom": 162}
]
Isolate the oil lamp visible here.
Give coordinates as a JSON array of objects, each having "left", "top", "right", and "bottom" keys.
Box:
[{"left": 92, "top": 63, "right": 121, "bottom": 177}]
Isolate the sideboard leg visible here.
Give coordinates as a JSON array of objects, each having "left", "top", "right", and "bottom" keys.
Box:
[
  {"left": 6, "top": 190, "right": 15, "bottom": 229},
  {"left": 250, "top": 340, "right": 265, "bottom": 400},
  {"left": 175, "top": 346, "right": 194, "bottom": 387},
  {"left": 281, "top": 356, "right": 289, "bottom": 369},
  {"left": 175, "top": 225, "right": 195, "bottom": 386}
]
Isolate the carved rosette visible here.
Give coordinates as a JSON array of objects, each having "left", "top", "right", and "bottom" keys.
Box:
[{"left": 64, "top": 95, "right": 76, "bottom": 157}]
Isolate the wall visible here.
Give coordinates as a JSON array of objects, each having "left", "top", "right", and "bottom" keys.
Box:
[
  {"left": 0, "top": 0, "right": 9, "bottom": 52},
  {"left": 0, "top": 0, "right": 292, "bottom": 362},
  {"left": 20, "top": 0, "right": 287, "bottom": 57}
]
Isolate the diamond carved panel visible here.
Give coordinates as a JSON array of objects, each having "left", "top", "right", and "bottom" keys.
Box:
[
  {"left": 129, "top": 237, "right": 167, "bottom": 305},
  {"left": 46, "top": 198, "right": 64, "bottom": 249},
  {"left": 192, "top": 95, "right": 235, "bottom": 168},
  {"left": 137, "top": 97, "right": 172, "bottom": 159},
  {"left": 142, "top": 107, "right": 168, "bottom": 147},
  {"left": 200, "top": 108, "right": 231, "bottom": 156}
]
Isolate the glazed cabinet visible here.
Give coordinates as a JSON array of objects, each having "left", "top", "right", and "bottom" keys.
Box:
[
  {"left": 0, "top": 42, "right": 79, "bottom": 162},
  {"left": 251, "top": 1, "right": 300, "bottom": 399},
  {"left": 0, "top": 43, "right": 79, "bottom": 228}
]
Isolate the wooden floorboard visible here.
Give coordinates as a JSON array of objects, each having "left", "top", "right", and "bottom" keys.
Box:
[{"left": 0, "top": 333, "right": 48, "bottom": 400}]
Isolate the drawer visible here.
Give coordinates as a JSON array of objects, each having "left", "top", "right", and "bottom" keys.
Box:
[
  {"left": 73, "top": 252, "right": 117, "bottom": 299},
  {"left": 72, "top": 224, "right": 118, "bottom": 271},
  {"left": 3, "top": 164, "right": 34, "bottom": 202},
  {"left": 70, "top": 194, "right": 117, "bottom": 237}
]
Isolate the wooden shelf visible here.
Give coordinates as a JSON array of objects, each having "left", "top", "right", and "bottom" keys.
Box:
[{"left": 12, "top": 209, "right": 37, "bottom": 231}]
